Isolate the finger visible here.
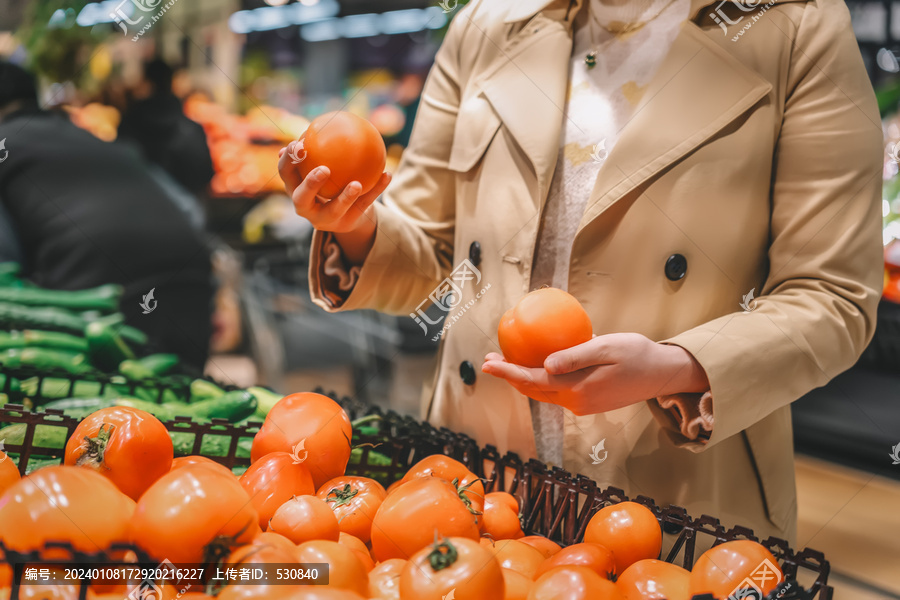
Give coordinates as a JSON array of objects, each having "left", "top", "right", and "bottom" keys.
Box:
[
  {"left": 322, "top": 181, "right": 363, "bottom": 219},
  {"left": 484, "top": 352, "right": 505, "bottom": 362},
  {"left": 482, "top": 360, "right": 560, "bottom": 391},
  {"left": 358, "top": 172, "right": 392, "bottom": 203},
  {"left": 291, "top": 166, "right": 331, "bottom": 214},
  {"left": 544, "top": 337, "right": 611, "bottom": 375}
]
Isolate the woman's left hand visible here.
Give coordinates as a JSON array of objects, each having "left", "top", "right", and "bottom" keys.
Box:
[{"left": 482, "top": 333, "right": 710, "bottom": 416}]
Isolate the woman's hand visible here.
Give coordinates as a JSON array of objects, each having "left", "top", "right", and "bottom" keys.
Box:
[
  {"left": 482, "top": 333, "right": 710, "bottom": 416},
  {"left": 278, "top": 143, "right": 391, "bottom": 264}
]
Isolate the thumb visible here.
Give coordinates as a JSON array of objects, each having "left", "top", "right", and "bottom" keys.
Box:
[{"left": 544, "top": 338, "right": 606, "bottom": 375}]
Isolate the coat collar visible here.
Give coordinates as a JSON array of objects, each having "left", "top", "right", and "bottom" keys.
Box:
[{"left": 503, "top": 0, "right": 801, "bottom": 24}]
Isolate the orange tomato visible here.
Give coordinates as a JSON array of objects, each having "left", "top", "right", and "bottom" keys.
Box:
[
  {"left": 371, "top": 477, "right": 480, "bottom": 561},
  {"left": 483, "top": 492, "right": 524, "bottom": 540},
  {"left": 251, "top": 392, "right": 353, "bottom": 489},
  {"left": 0, "top": 452, "right": 20, "bottom": 495},
  {"left": 583, "top": 502, "right": 662, "bottom": 574},
  {"left": 519, "top": 536, "right": 562, "bottom": 558},
  {"left": 296, "top": 540, "right": 369, "bottom": 596},
  {"left": 220, "top": 543, "right": 301, "bottom": 599},
  {"left": 488, "top": 539, "right": 545, "bottom": 579},
  {"left": 503, "top": 567, "right": 533, "bottom": 600},
  {"left": 498, "top": 288, "right": 593, "bottom": 368},
  {"left": 0, "top": 466, "right": 133, "bottom": 553},
  {"left": 338, "top": 532, "right": 376, "bottom": 571},
  {"left": 287, "top": 111, "right": 386, "bottom": 199},
  {"left": 251, "top": 531, "right": 299, "bottom": 553},
  {"left": 317, "top": 476, "right": 386, "bottom": 543},
  {"left": 397, "top": 455, "right": 485, "bottom": 523},
  {"left": 535, "top": 542, "right": 616, "bottom": 581},
  {"left": 170, "top": 455, "right": 235, "bottom": 477},
  {"left": 64, "top": 406, "right": 173, "bottom": 500},
  {"left": 281, "top": 590, "right": 366, "bottom": 600},
  {"left": 528, "top": 566, "right": 625, "bottom": 600},
  {"left": 400, "top": 537, "right": 505, "bottom": 600},
  {"left": 269, "top": 495, "right": 340, "bottom": 543},
  {"left": 616, "top": 559, "right": 690, "bottom": 600},
  {"left": 129, "top": 464, "right": 259, "bottom": 564},
  {"left": 240, "top": 452, "right": 316, "bottom": 529},
  {"left": 368, "top": 558, "right": 406, "bottom": 600},
  {"left": 688, "top": 540, "right": 783, "bottom": 598}
]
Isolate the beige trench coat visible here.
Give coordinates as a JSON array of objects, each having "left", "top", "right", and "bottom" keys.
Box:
[{"left": 310, "top": 0, "right": 883, "bottom": 543}]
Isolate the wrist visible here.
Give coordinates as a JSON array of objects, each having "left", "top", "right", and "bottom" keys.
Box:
[
  {"left": 333, "top": 205, "right": 377, "bottom": 266},
  {"left": 656, "top": 343, "right": 710, "bottom": 396}
]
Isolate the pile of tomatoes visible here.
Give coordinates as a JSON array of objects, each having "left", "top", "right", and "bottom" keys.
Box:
[{"left": 0, "top": 391, "right": 785, "bottom": 600}]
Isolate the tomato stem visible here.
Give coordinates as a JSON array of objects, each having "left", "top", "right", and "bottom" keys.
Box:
[
  {"left": 351, "top": 414, "right": 382, "bottom": 428},
  {"left": 426, "top": 537, "right": 459, "bottom": 572},
  {"left": 75, "top": 422, "right": 116, "bottom": 468},
  {"left": 325, "top": 483, "right": 359, "bottom": 507},
  {"left": 453, "top": 478, "right": 483, "bottom": 516}
]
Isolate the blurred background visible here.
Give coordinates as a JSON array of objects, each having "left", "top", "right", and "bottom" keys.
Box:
[{"left": 1, "top": 3, "right": 899, "bottom": 594}]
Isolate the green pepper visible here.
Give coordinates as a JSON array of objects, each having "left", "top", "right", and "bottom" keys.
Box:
[
  {"left": 0, "top": 303, "right": 86, "bottom": 334},
  {"left": 85, "top": 319, "right": 135, "bottom": 371}
]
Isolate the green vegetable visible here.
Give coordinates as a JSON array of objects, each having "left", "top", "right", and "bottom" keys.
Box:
[
  {"left": 188, "top": 390, "right": 258, "bottom": 422},
  {"left": 85, "top": 320, "right": 134, "bottom": 371},
  {"left": 24, "top": 330, "right": 90, "bottom": 352},
  {"left": 112, "top": 398, "right": 185, "bottom": 421},
  {"left": 138, "top": 353, "right": 179, "bottom": 376},
  {"left": 42, "top": 397, "right": 116, "bottom": 420},
  {"left": 0, "top": 422, "right": 69, "bottom": 450},
  {"left": 0, "top": 284, "right": 122, "bottom": 312},
  {"left": 118, "top": 359, "right": 155, "bottom": 382},
  {"left": 18, "top": 377, "right": 107, "bottom": 400},
  {"left": 0, "top": 302, "right": 85, "bottom": 334},
  {"left": 0, "top": 262, "right": 21, "bottom": 285},
  {"left": 349, "top": 447, "right": 393, "bottom": 467},
  {"left": 248, "top": 386, "right": 282, "bottom": 418},
  {"left": 0, "top": 374, "right": 21, "bottom": 393},
  {"left": 190, "top": 379, "right": 226, "bottom": 402},
  {"left": 25, "top": 457, "right": 61, "bottom": 474},
  {"left": 168, "top": 432, "right": 253, "bottom": 458},
  {"left": 118, "top": 325, "right": 148, "bottom": 346},
  {"left": 2, "top": 348, "right": 95, "bottom": 376}
]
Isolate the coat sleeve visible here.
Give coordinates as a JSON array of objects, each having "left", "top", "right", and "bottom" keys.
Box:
[
  {"left": 308, "top": 4, "right": 483, "bottom": 315},
  {"left": 654, "top": 0, "right": 885, "bottom": 450}
]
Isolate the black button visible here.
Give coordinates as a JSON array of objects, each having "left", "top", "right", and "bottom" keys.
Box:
[
  {"left": 459, "top": 360, "right": 476, "bottom": 385},
  {"left": 468, "top": 241, "right": 482, "bottom": 267},
  {"left": 665, "top": 254, "right": 687, "bottom": 281}
]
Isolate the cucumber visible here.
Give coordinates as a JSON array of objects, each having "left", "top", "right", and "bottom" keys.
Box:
[
  {"left": 0, "top": 374, "right": 20, "bottom": 393},
  {"left": 0, "top": 262, "right": 21, "bottom": 285},
  {"left": 112, "top": 398, "right": 187, "bottom": 421},
  {"left": 18, "top": 377, "right": 107, "bottom": 400},
  {"left": 118, "top": 359, "right": 155, "bottom": 382},
  {"left": 0, "top": 284, "right": 122, "bottom": 313},
  {"left": 0, "top": 423, "right": 69, "bottom": 450},
  {"left": 189, "top": 379, "right": 226, "bottom": 402},
  {"left": 23, "top": 330, "right": 90, "bottom": 353},
  {"left": 118, "top": 325, "right": 148, "bottom": 346},
  {"left": 188, "top": 390, "right": 257, "bottom": 422},
  {"left": 2, "top": 348, "right": 95, "bottom": 376},
  {"left": 138, "top": 354, "right": 179, "bottom": 376},
  {"left": 25, "top": 457, "right": 62, "bottom": 474},
  {"left": 85, "top": 320, "right": 134, "bottom": 371},
  {"left": 42, "top": 397, "right": 116, "bottom": 420},
  {"left": 248, "top": 386, "right": 282, "bottom": 418},
  {"left": 0, "top": 303, "right": 86, "bottom": 334}
]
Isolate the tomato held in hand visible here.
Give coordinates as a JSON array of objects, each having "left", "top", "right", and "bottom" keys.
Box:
[
  {"left": 371, "top": 477, "right": 480, "bottom": 561},
  {"left": 498, "top": 288, "right": 593, "bottom": 368},
  {"left": 0, "top": 466, "right": 134, "bottom": 553},
  {"left": 269, "top": 495, "right": 340, "bottom": 544},
  {"left": 616, "top": 559, "right": 690, "bottom": 600},
  {"left": 317, "top": 476, "right": 386, "bottom": 544},
  {"left": 251, "top": 392, "right": 353, "bottom": 489},
  {"left": 400, "top": 537, "right": 505, "bottom": 600},
  {"left": 528, "top": 566, "right": 625, "bottom": 600},
  {"left": 584, "top": 502, "right": 662, "bottom": 574},
  {"left": 129, "top": 464, "right": 259, "bottom": 564},
  {"left": 64, "top": 406, "right": 173, "bottom": 500},
  {"left": 287, "top": 111, "right": 386, "bottom": 199},
  {"left": 535, "top": 542, "right": 616, "bottom": 581},
  {"left": 240, "top": 451, "right": 316, "bottom": 530},
  {"left": 296, "top": 540, "right": 369, "bottom": 596},
  {"left": 688, "top": 540, "right": 783, "bottom": 598}
]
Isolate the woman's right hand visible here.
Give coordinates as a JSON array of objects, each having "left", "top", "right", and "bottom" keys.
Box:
[{"left": 278, "top": 142, "right": 391, "bottom": 235}]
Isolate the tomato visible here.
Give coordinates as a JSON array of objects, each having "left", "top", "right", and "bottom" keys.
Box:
[
  {"left": 317, "top": 476, "right": 386, "bottom": 543},
  {"left": 400, "top": 537, "right": 505, "bottom": 600},
  {"left": 519, "top": 536, "right": 562, "bottom": 558},
  {"left": 252, "top": 531, "right": 302, "bottom": 554},
  {"left": 498, "top": 288, "right": 593, "bottom": 368},
  {"left": 368, "top": 558, "right": 406, "bottom": 600},
  {"left": 284, "top": 111, "right": 386, "bottom": 199},
  {"left": 535, "top": 542, "right": 616, "bottom": 581},
  {"left": 688, "top": 540, "right": 783, "bottom": 598},
  {"left": 371, "top": 477, "right": 480, "bottom": 561},
  {"left": 0, "top": 453, "right": 20, "bottom": 496},
  {"left": 488, "top": 539, "right": 545, "bottom": 579},
  {"left": 251, "top": 392, "right": 353, "bottom": 489},
  {"left": 338, "top": 532, "right": 375, "bottom": 571},
  {"left": 397, "top": 455, "right": 485, "bottom": 525},
  {"left": 129, "top": 464, "right": 259, "bottom": 564},
  {"left": 0, "top": 466, "right": 133, "bottom": 553},
  {"left": 220, "top": 543, "right": 301, "bottom": 599},
  {"left": 583, "top": 502, "right": 661, "bottom": 574},
  {"left": 282, "top": 590, "right": 366, "bottom": 600},
  {"left": 240, "top": 452, "right": 316, "bottom": 529},
  {"left": 0, "top": 581, "right": 84, "bottom": 599},
  {"left": 483, "top": 492, "right": 524, "bottom": 540},
  {"left": 528, "top": 566, "right": 625, "bottom": 600},
  {"left": 217, "top": 583, "right": 302, "bottom": 600},
  {"left": 64, "top": 406, "right": 173, "bottom": 500},
  {"left": 616, "top": 559, "right": 690, "bottom": 600},
  {"left": 171, "top": 455, "right": 235, "bottom": 477},
  {"left": 503, "top": 567, "right": 532, "bottom": 600},
  {"left": 296, "top": 540, "right": 369, "bottom": 596},
  {"left": 269, "top": 495, "right": 340, "bottom": 544}
]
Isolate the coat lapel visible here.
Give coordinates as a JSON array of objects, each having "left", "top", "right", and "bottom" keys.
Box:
[{"left": 577, "top": 21, "right": 772, "bottom": 232}]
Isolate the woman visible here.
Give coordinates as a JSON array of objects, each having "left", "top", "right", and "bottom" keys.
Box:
[{"left": 279, "top": 0, "right": 883, "bottom": 543}]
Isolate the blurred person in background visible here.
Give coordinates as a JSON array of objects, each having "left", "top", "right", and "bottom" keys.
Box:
[
  {"left": 0, "top": 61, "right": 214, "bottom": 369},
  {"left": 118, "top": 57, "right": 214, "bottom": 196}
]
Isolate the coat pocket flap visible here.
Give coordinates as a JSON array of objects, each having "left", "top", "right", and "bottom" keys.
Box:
[{"left": 448, "top": 93, "right": 502, "bottom": 173}]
